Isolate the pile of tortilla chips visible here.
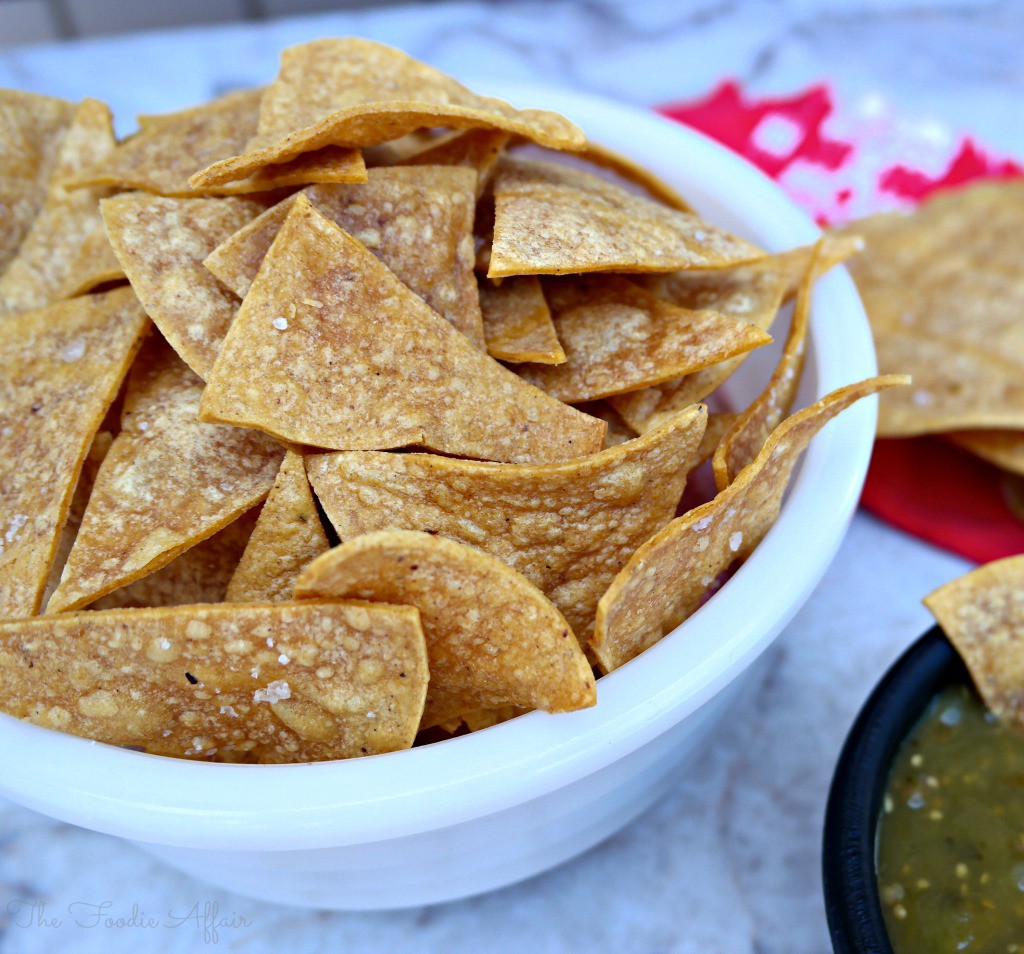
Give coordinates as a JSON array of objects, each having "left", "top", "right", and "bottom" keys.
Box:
[
  {"left": 0, "top": 38, "right": 898, "bottom": 763},
  {"left": 832, "top": 181, "right": 1024, "bottom": 478}
]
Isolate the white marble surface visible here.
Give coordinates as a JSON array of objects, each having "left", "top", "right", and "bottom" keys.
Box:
[{"left": 0, "top": 1, "right": 1015, "bottom": 950}]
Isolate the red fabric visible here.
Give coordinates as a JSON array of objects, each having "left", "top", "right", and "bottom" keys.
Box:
[{"left": 658, "top": 83, "right": 1024, "bottom": 564}]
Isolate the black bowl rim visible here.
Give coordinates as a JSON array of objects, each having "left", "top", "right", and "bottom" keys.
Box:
[{"left": 822, "top": 625, "right": 970, "bottom": 954}]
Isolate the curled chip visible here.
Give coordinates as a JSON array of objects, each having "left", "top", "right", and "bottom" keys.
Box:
[
  {"left": 712, "top": 240, "right": 825, "bottom": 489},
  {"left": 517, "top": 275, "right": 772, "bottom": 403},
  {"left": 67, "top": 87, "right": 365, "bottom": 197},
  {"left": 924, "top": 555, "right": 1024, "bottom": 731},
  {"left": 47, "top": 339, "right": 283, "bottom": 614},
  {"left": 0, "top": 600, "right": 428, "bottom": 762},
  {"left": 189, "top": 38, "right": 585, "bottom": 190},
  {"left": 203, "top": 166, "right": 484, "bottom": 347},
  {"left": 305, "top": 404, "right": 707, "bottom": 640},
  {"left": 611, "top": 238, "right": 860, "bottom": 433},
  {"left": 593, "top": 375, "right": 908, "bottom": 671},
  {"left": 225, "top": 452, "right": 330, "bottom": 604},
  {"left": 294, "top": 530, "right": 595, "bottom": 729},
  {"left": 199, "top": 195, "right": 605, "bottom": 463},
  {"left": 487, "top": 157, "right": 763, "bottom": 278},
  {"left": 0, "top": 287, "right": 149, "bottom": 618},
  {"left": 102, "top": 193, "right": 269, "bottom": 379},
  {"left": 0, "top": 99, "right": 116, "bottom": 320},
  {"left": 479, "top": 275, "right": 565, "bottom": 364}
]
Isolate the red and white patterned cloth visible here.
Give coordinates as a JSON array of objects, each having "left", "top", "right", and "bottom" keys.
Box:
[{"left": 660, "top": 82, "right": 1024, "bottom": 564}]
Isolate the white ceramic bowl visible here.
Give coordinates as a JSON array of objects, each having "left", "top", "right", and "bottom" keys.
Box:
[{"left": 0, "top": 82, "right": 877, "bottom": 910}]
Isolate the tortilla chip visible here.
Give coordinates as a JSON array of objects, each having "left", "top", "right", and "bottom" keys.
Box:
[
  {"left": 487, "top": 157, "right": 763, "bottom": 278},
  {"left": 0, "top": 90, "right": 77, "bottom": 272},
  {"left": 924, "top": 556, "right": 1024, "bottom": 730},
  {"left": 203, "top": 167, "right": 484, "bottom": 347},
  {"left": 102, "top": 193, "right": 269, "bottom": 379},
  {"left": 479, "top": 275, "right": 565, "bottom": 364},
  {"left": 947, "top": 430, "right": 1024, "bottom": 477},
  {"left": 189, "top": 38, "right": 585, "bottom": 189},
  {"left": 874, "top": 331, "right": 1024, "bottom": 436},
  {"left": 398, "top": 128, "right": 510, "bottom": 197},
  {"left": 0, "top": 99, "right": 116, "bottom": 320},
  {"left": 517, "top": 275, "right": 772, "bottom": 403},
  {"left": 294, "top": 530, "right": 595, "bottom": 728},
  {"left": 576, "top": 141, "right": 693, "bottom": 212},
  {"left": 0, "top": 600, "right": 428, "bottom": 761},
  {"left": 199, "top": 196, "right": 605, "bottom": 463},
  {"left": 305, "top": 403, "right": 706, "bottom": 640},
  {"left": 0, "top": 288, "right": 149, "bottom": 618},
  {"left": 46, "top": 339, "right": 284, "bottom": 613},
  {"left": 610, "top": 237, "right": 862, "bottom": 433},
  {"left": 68, "top": 87, "right": 366, "bottom": 197},
  {"left": 225, "top": 452, "right": 329, "bottom": 603},
  {"left": 593, "top": 375, "right": 908, "bottom": 671},
  {"left": 91, "top": 508, "right": 259, "bottom": 610},
  {"left": 712, "top": 240, "right": 825, "bottom": 489}
]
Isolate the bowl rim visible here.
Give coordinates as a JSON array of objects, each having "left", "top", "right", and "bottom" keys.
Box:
[
  {"left": 0, "top": 81, "right": 879, "bottom": 851},
  {"left": 822, "top": 626, "right": 968, "bottom": 954}
]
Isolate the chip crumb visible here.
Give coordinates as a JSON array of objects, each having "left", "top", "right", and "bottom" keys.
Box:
[
  {"left": 272, "top": 317, "right": 288, "bottom": 331},
  {"left": 253, "top": 680, "right": 291, "bottom": 704}
]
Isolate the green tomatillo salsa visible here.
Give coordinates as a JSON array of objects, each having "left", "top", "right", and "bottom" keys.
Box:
[{"left": 877, "top": 684, "right": 1024, "bottom": 951}]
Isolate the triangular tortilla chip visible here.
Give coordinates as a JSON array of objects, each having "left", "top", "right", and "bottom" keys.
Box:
[
  {"left": 189, "top": 38, "right": 585, "bottom": 189},
  {"left": 0, "top": 600, "right": 428, "bottom": 762},
  {"left": 479, "top": 275, "right": 565, "bottom": 364},
  {"left": 102, "top": 194, "right": 269, "bottom": 379},
  {"left": 947, "top": 430, "right": 1024, "bottom": 477},
  {"left": 294, "top": 530, "right": 595, "bottom": 728},
  {"left": 0, "top": 90, "right": 77, "bottom": 272},
  {"left": 199, "top": 195, "right": 605, "bottom": 463},
  {"left": 610, "top": 238, "right": 861, "bottom": 433},
  {"left": 203, "top": 167, "right": 485, "bottom": 347},
  {"left": 305, "top": 403, "right": 706, "bottom": 639},
  {"left": 67, "top": 87, "right": 366, "bottom": 197},
  {"left": 0, "top": 288, "right": 149, "bottom": 618},
  {"left": 487, "top": 157, "right": 763, "bottom": 278},
  {"left": 593, "top": 376, "right": 908, "bottom": 671},
  {"left": 91, "top": 508, "right": 259, "bottom": 609},
  {"left": 712, "top": 240, "right": 825, "bottom": 489},
  {"left": 517, "top": 275, "right": 772, "bottom": 403},
  {"left": 398, "top": 128, "right": 510, "bottom": 197},
  {"left": 47, "top": 340, "right": 284, "bottom": 613},
  {"left": 0, "top": 99, "right": 116, "bottom": 320},
  {"left": 225, "top": 452, "right": 329, "bottom": 603},
  {"left": 923, "top": 556, "right": 1024, "bottom": 730}
]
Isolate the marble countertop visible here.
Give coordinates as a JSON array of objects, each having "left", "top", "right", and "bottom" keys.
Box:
[{"left": 0, "top": 0, "right": 1017, "bottom": 950}]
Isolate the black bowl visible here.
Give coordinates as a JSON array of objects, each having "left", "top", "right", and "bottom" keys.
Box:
[{"left": 822, "top": 625, "right": 970, "bottom": 954}]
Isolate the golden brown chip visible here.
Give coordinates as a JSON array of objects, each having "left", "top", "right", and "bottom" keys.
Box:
[
  {"left": 102, "top": 193, "right": 269, "bottom": 379},
  {"left": 0, "top": 600, "right": 428, "bottom": 762},
  {"left": 712, "top": 240, "right": 824, "bottom": 488},
  {"left": 479, "top": 275, "right": 565, "bottom": 364},
  {"left": 874, "top": 331, "right": 1024, "bottom": 436},
  {"left": 0, "top": 99, "right": 116, "bottom": 320},
  {"left": 487, "top": 157, "right": 763, "bottom": 278},
  {"left": 924, "top": 556, "right": 1024, "bottom": 730},
  {"left": 610, "top": 238, "right": 861, "bottom": 433},
  {"left": 517, "top": 275, "right": 772, "bottom": 403},
  {"left": 593, "top": 375, "right": 908, "bottom": 671},
  {"left": 91, "top": 508, "right": 259, "bottom": 609},
  {"left": 203, "top": 167, "right": 484, "bottom": 347},
  {"left": 294, "top": 530, "right": 595, "bottom": 729},
  {"left": 0, "top": 90, "right": 77, "bottom": 272},
  {"left": 398, "top": 128, "right": 510, "bottom": 197},
  {"left": 46, "top": 339, "right": 284, "bottom": 614},
  {"left": 67, "top": 87, "right": 365, "bottom": 197},
  {"left": 189, "top": 38, "right": 584, "bottom": 189},
  {"left": 0, "top": 288, "right": 149, "bottom": 618},
  {"left": 305, "top": 403, "right": 706, "bottom": 640},
  {"left": 199, "top": 195, "right": 605, "bottom": 463},
  {"left": 947, "top": 430, "right": 1024, "bottom": 477},
  {"left": 225, "top": 452, "right": 330, "bottom": 603}
]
